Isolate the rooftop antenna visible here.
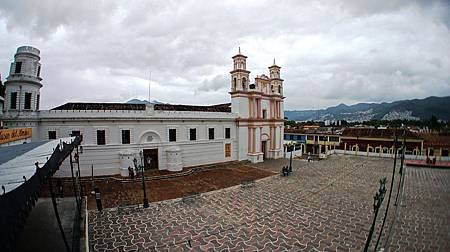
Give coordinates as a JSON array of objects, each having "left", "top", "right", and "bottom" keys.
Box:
[
  {"left": 273, "top": 58, "right": 276, "bottom": 65},
  {"left": 238, "top": 46, "right": 241, "bottom": 54},
  {"left": 148, "top": 71, "right": 151, "bottom": 104}
]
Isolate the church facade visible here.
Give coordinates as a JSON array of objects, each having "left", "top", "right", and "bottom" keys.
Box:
[{"left": 1, "top": 46, "right": 285, "bottom": 177}]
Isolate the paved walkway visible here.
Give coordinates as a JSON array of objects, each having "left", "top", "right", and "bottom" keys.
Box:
[
  {"left": 88, "top": 156, "right": 450, "bottom": 251},
  {"left": 386, "top": 167, "right": 450, "bottom": 251}
]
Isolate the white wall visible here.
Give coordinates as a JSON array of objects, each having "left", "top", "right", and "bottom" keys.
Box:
[
  {"left": 237, "top": 126, "right": 248, "bottom": 160},
  {"left": 34, "top": 111, "right": 239, "bottom": 177}
]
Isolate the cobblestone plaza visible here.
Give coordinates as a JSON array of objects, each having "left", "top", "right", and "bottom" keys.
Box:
[{"left": 88, "top": 156, "right": 450, "bottom": 251}]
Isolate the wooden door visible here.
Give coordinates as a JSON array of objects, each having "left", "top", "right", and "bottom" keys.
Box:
[
  {"left": 262, "top": 141, "right": 267, "bottom": 160},
  {"left": 143, "top": 149, "right": 158, "bottom": 169}
]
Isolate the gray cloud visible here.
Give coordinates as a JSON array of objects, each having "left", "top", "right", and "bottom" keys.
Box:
[
  {"left": 0, "top": 0, "right": 449, "bottom": 110},
  {"left": 197, "top": 74, "right": 228, "bottom": 92}
]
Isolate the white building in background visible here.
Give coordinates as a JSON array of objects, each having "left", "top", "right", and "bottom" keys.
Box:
[{"left": 1, "top": 46, "right": 285, "bottom": 177}]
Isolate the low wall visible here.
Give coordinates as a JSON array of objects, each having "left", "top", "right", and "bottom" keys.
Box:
[{"left": 326, "top": 149, "right": 450, "bottom": 161}]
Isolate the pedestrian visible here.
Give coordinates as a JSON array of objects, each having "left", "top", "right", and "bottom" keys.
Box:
[
  {"left": 94, "top": 187, "right": 102, "bottom": 211},
  {"left": 128, "top": 166, "right": 135, "bottom": 180}
]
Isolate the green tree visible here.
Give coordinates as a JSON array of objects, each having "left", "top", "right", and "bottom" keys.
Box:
[
  {"left": 429, "top": 115, "right": 441, "bottom": 130},
  {"left": 0, "top": 76, "right": 5, "bottom": 97}
]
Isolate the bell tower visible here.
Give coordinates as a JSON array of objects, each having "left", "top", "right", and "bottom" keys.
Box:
[
  {"left": 269, "top": 59, "right": 283, "bottom": 96},
  {"left": 230, "top": 47, "right": 250, "bottom": 92},
  {"left": 230, "top": 50, "right": 285, "bottom": 163},
  {"left": 4, "top": 46, "right": 43, "bottom": 113}
]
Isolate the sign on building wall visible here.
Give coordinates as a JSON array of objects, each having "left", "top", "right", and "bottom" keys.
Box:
[
  {"left": 0, "top": 128, "right": 32, "bottom": 144},
  {"left": 225, "top": 143, "right": 231, "bottom": 157}
]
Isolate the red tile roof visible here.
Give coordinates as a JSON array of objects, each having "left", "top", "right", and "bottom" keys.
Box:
[
  {"left": 51, "top": 102, "right": 232, "bottom": 112},
  {"left": 154, "top": 103, "right": 231, "bottom": 112},
  {"left": 341, "top": 128, "right": 421, "bottom": 139},
  {"left": 418, "top": 133, "right": 450, "bottom": 148},
  {"left": 52, "top": 103, "right": 146, "bottom": 111}
]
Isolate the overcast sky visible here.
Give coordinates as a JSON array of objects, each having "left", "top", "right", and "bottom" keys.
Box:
[{"left": 0, "top": 0, "right": 449, "bottom": 110}]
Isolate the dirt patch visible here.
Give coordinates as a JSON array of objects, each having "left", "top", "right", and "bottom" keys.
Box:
[{"left": 84, "top": 165, "right": 275, "bottom": 210}]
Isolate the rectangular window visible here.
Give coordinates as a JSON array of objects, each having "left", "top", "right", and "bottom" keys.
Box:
[
  {"left": 209, "top": 128, "right": 215, "bottom": 140},
  {"left": 37, "top": 66, "right": 41, "bottom": 77},
  {"left": 262, "top": 109, "right": 267, "bottom": 119},
  {"left": 15, "top": 62, "right": 22, "bottom": 74},
  {"left": 24, "top": 92, "right": 32, "bottom": 109},
  {"left": 329, "top": 136, "right": 339, "bottom": 142},
  {"left": 71, "top": 131, "right": 81, "bottom": 137},
  {"left": 97, "top": 130, "right": 106, "bottom": 145},
  {"left": 48, "top": 131, "right": 56, "bottom": 140},
  {"left": 307, "top": 135, "right": 314, "bottom": 140},
  {"left": 290, "top": 135, "right": 295, "bottom": 140},
  {"left": 189, "top": 128, "right": 196, "bottom": 141},
  {"left": 319, "top": 136, "right": 327, "bottom": 141},
  {"left": 169, "top": 129, "right": 176, "bottom": 142},
  {"left": 225, "top": 128, "right": 231, "bottom": 139},
  {"left": 36, "top": 94, "right": 40, "bottom": 110},
  {"left": 122, "top": 130, "right": 130, "bottom": 144},
  {"left": 10, "top": 92, "right": 17, "bottom": 109},
  {"left": 442, "top": 149, "right": 449, "bottom": 157}
]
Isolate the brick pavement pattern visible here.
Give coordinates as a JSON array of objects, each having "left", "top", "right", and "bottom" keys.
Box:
[
  {"left": 88, "top": 156, "right": 450, "bottom": 251},
  {"left": 386, "top": 167, "right": 450, "bottom": 251}
]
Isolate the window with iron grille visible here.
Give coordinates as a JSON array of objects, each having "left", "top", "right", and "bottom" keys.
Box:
[
  {"left": 36, "top": 94, "right": 40, "bottom": 110},
  {"left": 225, "top": 128, "right": 231, "bottom": 139},
  {"left": 10, "top": 92, "right": 17, "bottom": 109},
  {"left": 209, "top": 128, "right": 215, "bottom": 140},
  {"left": 190, "top": 128, "right": 196, "bottom": 141},
  {"left": 97, "top": 130, "right": 106, "bottom": 145},
  {"left": 122, "top": 130, "right": 130, "bottom": 144},
  {"left": 71, "top": 131, "right": 81, "bottom": 137},
  {"left": 48, "top": 131, "right": 56, "bottom": 140},
  {"left": 169, "top": 129, "right": 176, "bottom": 142},
  {"left": 24, "top": 93, "right": 32, "bottom": 109},
  {"left": 15, "top": 62, "right": 22, "bottom": 73}
]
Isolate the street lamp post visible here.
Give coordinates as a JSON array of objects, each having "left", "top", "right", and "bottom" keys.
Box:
[
  {"left": 133, "top": 151, "right": 149, "bottom": 208},
  {"left": 285, "top": 142, "right": 294, "bottom": 173},
  {"left": 289, "top": 148, "right": 293, "bottom": 173}
]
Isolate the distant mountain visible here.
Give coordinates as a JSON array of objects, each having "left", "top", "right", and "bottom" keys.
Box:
[
  {"left": 126, "top": 99, "right": 165, "bottom": 104},
  {"left": 285, "top": 96, "right": 450, "bottom": 122}
]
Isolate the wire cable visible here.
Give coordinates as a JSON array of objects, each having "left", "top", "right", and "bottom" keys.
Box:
[{"left": 374, "top": 129, "right": 403, "bottom": 251}]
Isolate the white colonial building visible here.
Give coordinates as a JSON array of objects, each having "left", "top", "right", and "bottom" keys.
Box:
[{"left": 1, "top": 46, "right": 285, "bottom": 177}]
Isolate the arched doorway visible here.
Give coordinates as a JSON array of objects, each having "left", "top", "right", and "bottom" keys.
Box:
[{"left": 138, "top": 131, "right": 162, "bottom": 169}]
